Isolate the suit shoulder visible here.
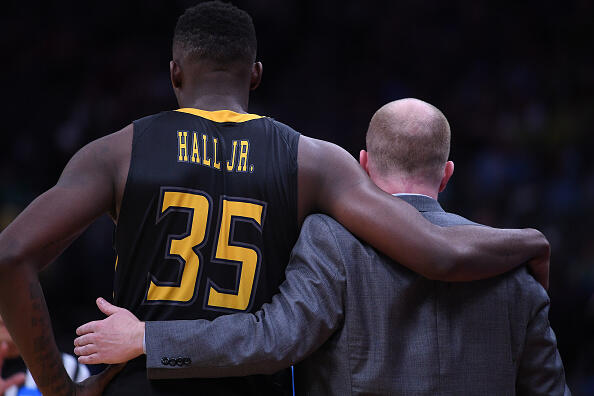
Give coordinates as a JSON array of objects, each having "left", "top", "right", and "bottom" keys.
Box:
[
  {"left": 423, "top": 209, "right": 482, "bottom": 227},
  {"left": 506, "top": 267, "right": 549, "bottom": 304},
  {"left": 302, "top": 214, "right": 363, "bottom": 245},
  {"left": 302, "top": 213, "right": 349, "bottom": 234}
]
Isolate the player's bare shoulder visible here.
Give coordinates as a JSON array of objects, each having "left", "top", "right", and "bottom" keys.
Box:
[
  {"left": 96, "top": 124, "right": 133, "bottom": 220},
  {"left": 59, "top": 124, "right": 133, "bottom": 221},
  {"left": 297, "top": 135, "right": 372, "bottom": 223}
]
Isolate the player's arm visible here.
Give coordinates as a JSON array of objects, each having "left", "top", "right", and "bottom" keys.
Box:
[
  {"left": 73, "top": 214, "right": 346, "bottom": 377},
  {"left": 0, "top": 125, "right": 132, "bottom": 396},
  {"left": 298, "top": 136, "right": 550, "bottom": 286}
]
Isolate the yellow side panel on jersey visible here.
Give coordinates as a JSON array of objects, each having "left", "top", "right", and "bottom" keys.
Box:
[
  {"left": 147, "top": 191, "right": 210, "bottom": 302},
  {"left": 208, "top": 199, "right": 264, "bottom": 310},
  {"left": 176, "top": 108, "right": 263, "bottom": 123}
]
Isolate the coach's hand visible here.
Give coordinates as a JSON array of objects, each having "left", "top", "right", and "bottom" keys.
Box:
[
  {"left": 74, "top": 298, "right": 145, "bottom": 364},
  {"left": 73, "top": 364, "right": 125, "bottom": 396}
]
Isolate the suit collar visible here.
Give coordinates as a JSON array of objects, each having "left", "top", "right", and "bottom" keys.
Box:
[{"left": 393, "top": 193, "right": 445, "bottom": 213}]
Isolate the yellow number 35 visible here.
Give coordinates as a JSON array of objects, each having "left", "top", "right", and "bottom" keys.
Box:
[{"left": 146, "top": 188, "right": 266, "bottom": 311}]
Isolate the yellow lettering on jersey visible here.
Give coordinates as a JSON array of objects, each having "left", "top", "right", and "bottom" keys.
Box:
[
  {"left": 237, "top": 140, "right": 249, "bottom": 172},
  {"left": 226, "top": 140, "right": 238, "bottom": 171},
  {"left": 177, "top": 131, "right": 189, "bottom": 162},
  {"left": 190, "top": 132, "right": 200, "bottom": 163},
  {"left": 212, "top": 138, "right": 221, "bottom": 170},
  {"left": 208, "top": 199, "right": 264, "bottom": 310},
  {"left": 147, "top": 191, "right": 209, "bottom": 302},
  {"left": 201, "top": 134, "right": 211, "bottom": 167}
]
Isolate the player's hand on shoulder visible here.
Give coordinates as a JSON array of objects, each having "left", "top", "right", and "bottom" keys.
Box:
[
  {"left": 73, "top": 364, "right": 125, "bottom": 396},
  {"left": 525, "top": 229, "right": 551, "bottom": 290},
  {"left": 74, "top": 298, "right": 144, "bottom": 365}
]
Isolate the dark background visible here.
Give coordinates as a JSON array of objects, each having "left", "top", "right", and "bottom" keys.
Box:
[{"left": 1, "top": 0, "right": 593, "bottom": 394}]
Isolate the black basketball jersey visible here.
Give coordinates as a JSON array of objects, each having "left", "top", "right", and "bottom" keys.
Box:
[{"left": 108, "top": 108, "right": 299, "bottom": 395}]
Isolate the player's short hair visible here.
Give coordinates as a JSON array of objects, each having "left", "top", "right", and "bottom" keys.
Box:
[
  {"left": 366, "top": 99, "right": 451, "bottom": 181},
  {"left": 173, "top": 1, "right": 257, "bottom": 65}
]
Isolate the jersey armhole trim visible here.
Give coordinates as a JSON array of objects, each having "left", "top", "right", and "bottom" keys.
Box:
[{"left": 114, "top": 122, "right": 140, "bottom": 254}]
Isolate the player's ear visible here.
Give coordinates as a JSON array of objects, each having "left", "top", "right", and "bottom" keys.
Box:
[
  {"left": 250, "top": 61, "right": 263, "bottom": 91},
  {"left": 170, "top": 60, "right": 182, "bottom": 89},
  {"left": 359, "top": 150, "right": 370, "bottom": 176},
  {"left": 438, "top": 161, "right": 454, "bottom": 193}
]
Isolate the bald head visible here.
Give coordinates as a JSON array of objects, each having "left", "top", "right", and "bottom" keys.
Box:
[{"left": 365, "top": 99, "right": 451, "bottom": 190}]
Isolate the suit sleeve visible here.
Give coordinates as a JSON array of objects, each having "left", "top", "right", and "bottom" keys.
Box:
[
  {"left": 145, "top": 214, "right": 347, "bottom": 379},
  {"left": 516, "top": 287, "right": 571, "bottom": 396}
]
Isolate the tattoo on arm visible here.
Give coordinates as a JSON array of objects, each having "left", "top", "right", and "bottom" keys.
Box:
[{"left": 28, "top": 281, "right": 73, "bottom": 396}]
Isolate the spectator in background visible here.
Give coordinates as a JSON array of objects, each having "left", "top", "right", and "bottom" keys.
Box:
[{"left": 0, "top": 314, "right": 90, "bottom": 396}]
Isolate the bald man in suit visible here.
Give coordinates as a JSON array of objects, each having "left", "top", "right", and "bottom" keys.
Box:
[{"left": 75, "top": 99, "right": 570, "bottom": 395}]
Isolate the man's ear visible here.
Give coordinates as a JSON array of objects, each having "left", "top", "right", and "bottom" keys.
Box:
[
  {"left": 359, "top": 150, "right": 370, "bottom": 176},
  {"left": 250, "top": 61, "right": 263, "bottom": 91},
  {"left": 438, "top": 161, "right": 454, "bottom": 193},
  {"left": 170, "top": 60, "right": 182, "bottom": 89}
]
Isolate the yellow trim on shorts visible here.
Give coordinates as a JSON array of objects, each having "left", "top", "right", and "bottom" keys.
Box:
[{"left": 176, "top": 108, "right": 264, "bottom": 123}]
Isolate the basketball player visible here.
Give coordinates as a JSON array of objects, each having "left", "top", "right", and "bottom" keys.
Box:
[
  {"left": 72, "top": 99, "right": 568, "bottom": 395},
  {"left": 0, "top": 2, "right": 549, "bottom": 396}
]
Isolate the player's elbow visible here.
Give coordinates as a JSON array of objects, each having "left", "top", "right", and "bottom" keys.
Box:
[{"left": 0, "top": 238, "right": 27, "bottom": 274}]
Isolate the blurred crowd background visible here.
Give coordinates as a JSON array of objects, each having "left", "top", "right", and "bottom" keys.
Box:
[{"left": 1, "top": 0, "right": 593, "bottom": 394}]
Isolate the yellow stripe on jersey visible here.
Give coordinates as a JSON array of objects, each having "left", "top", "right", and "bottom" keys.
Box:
[{"left": 176, "top": 108, "right": 263, "bottom": 123}]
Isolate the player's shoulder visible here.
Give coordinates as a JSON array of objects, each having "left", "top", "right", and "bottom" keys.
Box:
[
  {"left": 132, "top": 110, "right": 177, "bottom": 135},
  {"left": 71, "top": 124, "right": 132, "bottom": 169},
  {"left": 263, "top": 117, "right": 301, "bottom": 144},
  {"left": 266, "top": 117, "right": 299, "bottom": 131},
  {"left": 134, "top": 110, "right": 171, "bottom": 123}
]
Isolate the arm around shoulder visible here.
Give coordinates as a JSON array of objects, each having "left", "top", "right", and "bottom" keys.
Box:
[
  {"left": 146, "top": 214, "right": 347, "bottom": 378},
  {"left": 297, "top": 135, "right": 550, "bottom": 286}
]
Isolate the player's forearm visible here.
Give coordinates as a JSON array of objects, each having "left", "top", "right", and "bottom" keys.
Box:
[
  {"left": 438, "top": 226, "right": 549, "bottom": 282},
  {"left": 328, "top": 187, "right": 548, "bottom": 284},
  {"left": 0, "top": 264, "right": 73, "bottom": 396},
  {"left": 324, "top": 185, "right": 455, "bottom": 279}
]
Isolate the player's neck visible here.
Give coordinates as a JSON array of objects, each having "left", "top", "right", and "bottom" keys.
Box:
[
  {"left": 180, "top": 94, "right": 249, "bottom": 114},
  {"left": 178, "top": 71, "right": 251, "bottom": 114}
]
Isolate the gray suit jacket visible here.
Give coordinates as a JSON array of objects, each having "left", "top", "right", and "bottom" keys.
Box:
[{"left": 145, "top": 195, "right": 570, "bottom": 395}]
